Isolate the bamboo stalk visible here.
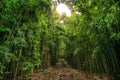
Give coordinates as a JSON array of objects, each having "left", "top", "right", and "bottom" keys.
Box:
[{"left": 13, "top": 49, "right": 22, "bottom": 80}]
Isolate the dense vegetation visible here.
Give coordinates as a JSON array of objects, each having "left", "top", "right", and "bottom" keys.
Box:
[{"left": 0, "top": 0, "right": 120, "bottom": 80}]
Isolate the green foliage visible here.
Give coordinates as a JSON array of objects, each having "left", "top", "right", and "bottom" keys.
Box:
[
  {"left": 69, "top": 0, "right": 120, "bottom": 77},
  {"left": 22, "top": 62, "right": 34, "bottom": 76},
  {"left": 43, "top": 69, "right": 50, "bottom": 75},
  {"left": 0, "top": 45, "right": 14, "bottom": 78},
  {"left": 0, "top": 0, "right": 120, "bottom": 79},
  {"left": 0, "top": 0, "right": 51, "bottom": 79}
]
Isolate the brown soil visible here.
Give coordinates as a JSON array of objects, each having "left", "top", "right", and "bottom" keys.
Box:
[{"left": 19, "top": 59, "right": 112, "bottom": 80}]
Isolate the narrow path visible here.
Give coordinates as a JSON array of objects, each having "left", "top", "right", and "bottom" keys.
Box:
[{"left": 20, "top": 59, "right": 111, "bottom": 80}]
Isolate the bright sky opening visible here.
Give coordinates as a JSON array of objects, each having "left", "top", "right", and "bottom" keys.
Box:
[{"left": 56, "top": 3, "right": 71, "bottom": 17}]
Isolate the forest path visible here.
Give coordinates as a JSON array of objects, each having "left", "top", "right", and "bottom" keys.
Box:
[{"left": 22, "top": 59, "right": 111, "bottom": 80}]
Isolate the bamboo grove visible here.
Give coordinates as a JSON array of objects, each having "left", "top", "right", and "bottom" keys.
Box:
[{"left": 0, "top": 0, "right": 120, "bottom": 80}]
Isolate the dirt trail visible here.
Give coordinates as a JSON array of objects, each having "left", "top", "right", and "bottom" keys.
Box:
[{"left": 19, "top": 59, "right": 112, "bottom": 80}]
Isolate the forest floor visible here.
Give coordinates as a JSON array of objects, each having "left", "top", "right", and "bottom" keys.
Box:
[{"left": 20, "top": 59, "right": 113, "bottom": 80}]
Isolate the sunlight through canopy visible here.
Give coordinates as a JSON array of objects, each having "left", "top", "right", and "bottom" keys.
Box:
[{"left": 56, "top": 3, "right": 71, "bottom": 17}]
